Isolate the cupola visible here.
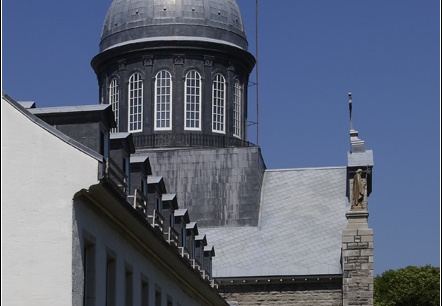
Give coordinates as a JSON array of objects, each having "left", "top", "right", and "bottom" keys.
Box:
[{"left": 91, "top": 0, "right": 255, "bottom": 149}]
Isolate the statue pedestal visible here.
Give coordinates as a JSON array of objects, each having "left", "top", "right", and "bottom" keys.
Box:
[
  {"left": 345, "top": 210, "right": 369, "bottom": 229},
  {"left": 342, "top": 210, "right": 373, "bottom": 306}
]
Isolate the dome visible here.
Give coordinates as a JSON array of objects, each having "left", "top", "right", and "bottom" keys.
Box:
[{"left": 99, "top": 0, "right": 248, "bottom": 52}]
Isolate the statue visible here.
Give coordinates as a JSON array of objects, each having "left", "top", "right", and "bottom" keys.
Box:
[{"left": 352, "top": 169, "right": 365, "bottom": 210}]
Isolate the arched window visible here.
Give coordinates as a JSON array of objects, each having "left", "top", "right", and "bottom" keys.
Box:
[
  {"left": 212, "top": 73, "right": 226, "bottom": 133},
  {"left": 109, "top": 78, "right": 119, "bottom": 133},
  {"left": 128, "top": 73, "right": 143, "bottom": 132},
  {"left": 155, "top": 70, "right": 172, "bottom": 130},
  {"left": 233, "top": 79, "right": 243, "bottom": 138},
  {"left": 184, "top": 70, "right": 201, "bottom": 130}
]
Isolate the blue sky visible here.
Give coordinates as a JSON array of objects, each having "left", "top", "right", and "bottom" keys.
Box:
[{"left": 2, "top": 0, "right": 440, "bottom": 276}]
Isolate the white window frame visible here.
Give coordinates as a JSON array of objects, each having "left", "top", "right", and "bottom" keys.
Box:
[
  {"left": 212, "top": 73, "right": 226, "bottom": 133},
  {"left": 154, "top": 70, "right": 172, "bottom": 130},
  {"left": 233, "top": 79, "right": 242, "bottom": 139},
  {"left": 128, "top": 73, "right": 143, "bottom": 132},
  {"left": 109, "top": 78, "right": 120, "bottom": 133},
  {"left": 184, "top": 70, "right": 202, "bottom": 131}
]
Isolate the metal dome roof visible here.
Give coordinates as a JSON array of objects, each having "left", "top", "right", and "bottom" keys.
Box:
[{"left": 99, "top": 0, "right": 248, "bottom": 52}]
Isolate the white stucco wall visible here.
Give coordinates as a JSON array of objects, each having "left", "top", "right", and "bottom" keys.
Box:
[
  {"left": 2, "top": 98, "right": 100, "bottom": 305},
  {"left": 74, "top": 196, "right": 213, "bottom": 306}
]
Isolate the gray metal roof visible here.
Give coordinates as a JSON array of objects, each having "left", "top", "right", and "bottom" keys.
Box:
[
  {"left": 147, "top": 176, "right": 163, "bottom": 184},
  {"left": 100, "top": 0, "right": 248, "bottom": 51},
  {"left": 195, "top": 234, "right": 207, "bottom": 244},
  {"left": 175, "top": 208, "right": 189, "bottom": 218},
  {"left": 110, "top": 132, "right": 131, "bottom": 140},
  {"left": 186, "top": 221, "right": 198, "bottom": 234},
  {"left": 130, "top": 155, "right": 149, "bottom": 164},
  {"left": 202, "top": 167, "right": 349, "bottom": 278},
  {"left": 348, "top": 150, "right": 374, "bottom": 167},
  {"left": 162, "top": 193, "right": 176, "bottom": 202},
  {"left": 29, "top": 104, "right": 110, "bottom": 114},
  {"left": 17, "top": 101, "right": 36, "bottom": 109}
]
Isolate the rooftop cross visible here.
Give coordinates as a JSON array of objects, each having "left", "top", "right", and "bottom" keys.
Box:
[{"left": 348, "top": 92, "right": 353, "bottom": 131}]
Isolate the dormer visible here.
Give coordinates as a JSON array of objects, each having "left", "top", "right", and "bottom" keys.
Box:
[
  {"left": 147, "top": 176, "right": 166, "bottom": 215},
  {"left": 174, "top": 208, "right": 190, "bottom": 259},
  {"left": 29, "top": 104, "right": 115, "bottom": 158},
  {"left": 162, "top": 194, "right": 179, "bottom": 248},
  {"left": 203, "top": 245, "right": 215, "bottom": 280},
  {"left": 129, "top": 155, "right": 151, "bottom": 194},
  {"left": 195, "top": 234, "right": 207, "bottom": 270},
  {"left": 109, "top": 133, "right": 135, "bottom": 195},
  {"left": 186, "top": 221, "right": 199, "bottom": 260},
  {"left": 162, "top": 194, "right": 178, "bottom": 228},
  {"left": 128, "top": 155, "right": 151, "bottom": 216}
]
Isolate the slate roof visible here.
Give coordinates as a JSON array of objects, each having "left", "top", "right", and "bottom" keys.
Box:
[
  {"left": 348, "top": 150, "right": 374, "bottom": 167},
  {"left": 201, "top": 167, "right": 349, "bottom": 278}
]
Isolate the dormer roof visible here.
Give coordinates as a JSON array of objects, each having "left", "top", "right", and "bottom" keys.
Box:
[
  {"left": 130, "top": 155, "right": 152, "bottom": 175},
  {"left": 204, "top": 246, "right": 215, "bottom": 257},
  {"left": 195, "top": 234, "right": 207, "bottom": 246},
  {"left": 29, "top": 104, "right": 116, "bottom": 130},
  {"left": 186, "top": 221, "right": 199, "bottom": 235},
  {"left": 147, "top": 176, "right": 166, "bottom": 194},
  {"left": 110, "top": 132, "right": 135, "bottom": 154},
  {"left": 162, "top": 193, "right": 178, "bottom": 210},
  {"left": 175, "top": 208, "right": 190, "bottom": 223}
]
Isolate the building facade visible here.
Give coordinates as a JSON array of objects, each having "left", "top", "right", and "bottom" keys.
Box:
[
  {"left": 2, "top": 94, "right": 228, "bottom": 306},
  {"left": 2, "top": 0, "right": 375, "bottom": 305}
]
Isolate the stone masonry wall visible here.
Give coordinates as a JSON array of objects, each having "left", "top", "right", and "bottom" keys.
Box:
[
  {"left": 342, "top": 214, "right": 374, "bottom": 306},
  {"left": 220, "top": 282, "right": 343, "bottom": 306}
]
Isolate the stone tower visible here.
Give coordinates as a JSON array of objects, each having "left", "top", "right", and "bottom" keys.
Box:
[{"left": 91, "top": 0, "right": 264, "bottom": 227}]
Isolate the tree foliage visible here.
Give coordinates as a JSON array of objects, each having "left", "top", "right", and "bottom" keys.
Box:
[{"left": 374, "top": 265, "right": 440, "bottom": 306}]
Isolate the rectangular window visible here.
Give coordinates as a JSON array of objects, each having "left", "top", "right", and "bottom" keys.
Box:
[
  {"left": 181, "top": 227, "right": 186, "bottom": 248},
  {"left": 155, "top": 287, "right": 162, "bottom": 306},
  {"left": 155, "top": 70, "right": 172, "bottom": 130},
  {"left": 156, "top": 198, "right": 162, "bottom": 213},
  {"left": 140, "top": 178, "right": 146, "bottom": 195},
  {"left": 106, "top": 253, "right": 116, "bottom": 306},
  {"left": 128, "top": 73, "right": 143, "bottom": 132},
  {"left": 233, "top": 80, "right": 242, "bottom": 138},
  {"left": 83, "top": 237, "right": 96, "bottom": 306},
  {"left": 167, "top": 295, "right": 173, "bottom": 306},
  {"left": 109, "top": 78, "right": 120, "bottom": 133},
  {"left": 125, "top": 265, "right": 133, "bottom": 306},
  {"left": 170, "top": 213, "right": 175, "bottom": 228},
  {"left": 212, "top": 74, "right": 226, "bottom": 133},
  {"left": 185, "top": 70, "right": 201, "bottom": 130},
  {"left": 141, "top": 277, "right": 149, "bottom": 306}
]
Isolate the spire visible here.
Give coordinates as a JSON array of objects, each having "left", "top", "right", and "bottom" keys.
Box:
[
  {"left": 346, "top": 92, "right": 374, "bottom": 200},
  {"left": 348, "top": 92, "right": 353, "bottom": 131},
  {"left": 348, "top": 92, "right": 366, "bottom": 153}
]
